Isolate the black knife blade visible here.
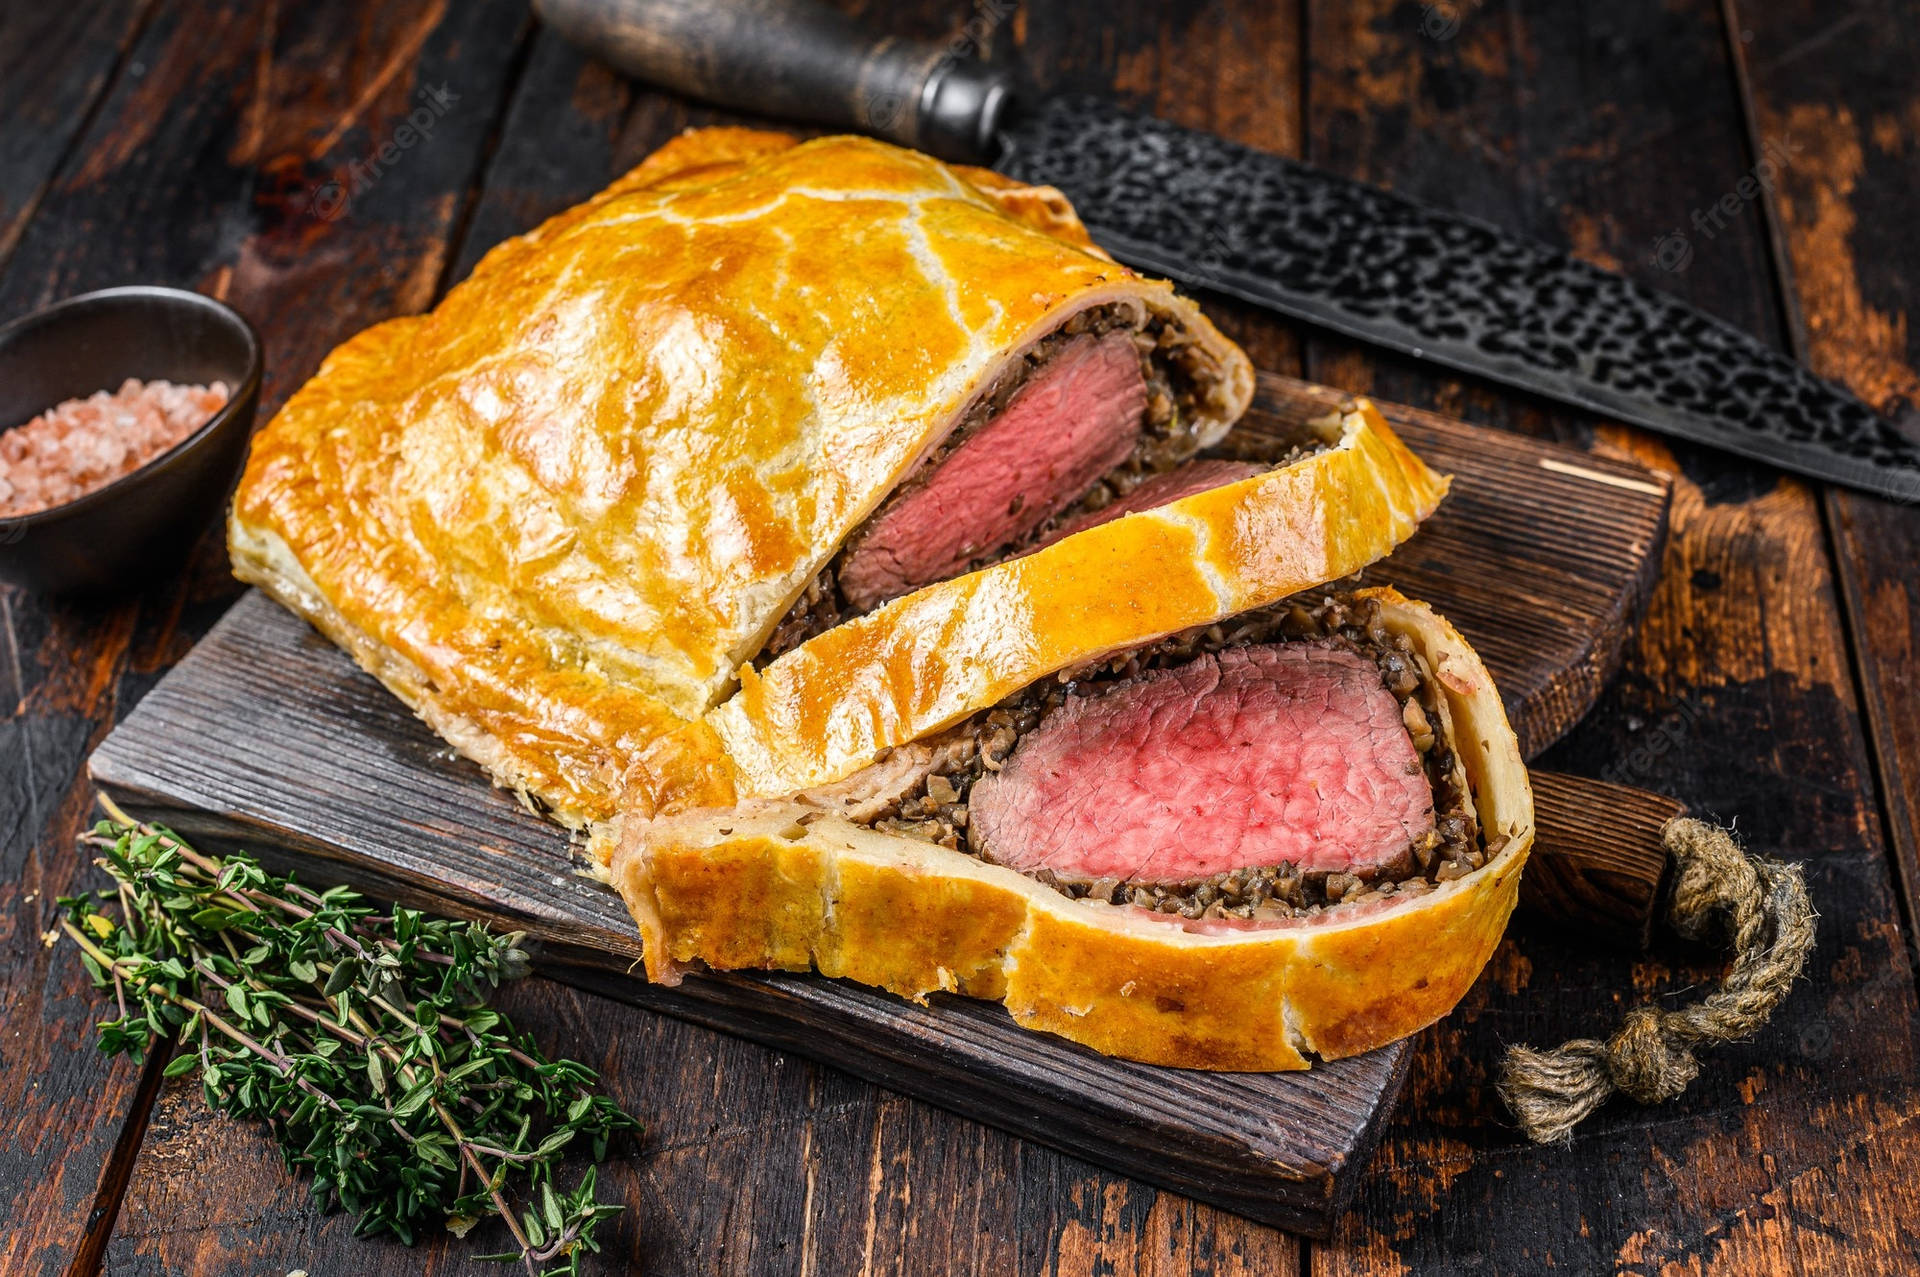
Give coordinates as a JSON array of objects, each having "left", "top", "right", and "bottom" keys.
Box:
[
  {"left": 531, "top": 0, "right": 1920, "bottom": 502},
  {"left": 996, "top": 96, "right": 1920, "bottom": 502}
]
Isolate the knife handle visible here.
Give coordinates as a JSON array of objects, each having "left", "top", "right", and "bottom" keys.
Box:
[{"left": 530, "top": 0, "right": 1014, "bottom": 159}]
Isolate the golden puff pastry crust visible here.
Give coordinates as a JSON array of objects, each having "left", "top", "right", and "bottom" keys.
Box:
[
  {"left": 230, "top": 127, "right": 1254, "bottom": 826},
  {"left": 612, "top": 588, "right": 1533, "bottom": 1071}
]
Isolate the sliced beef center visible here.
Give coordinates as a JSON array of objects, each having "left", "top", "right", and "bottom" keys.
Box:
[
  {"left": 969, "top": 642, "right": 1435, "bottom": 884},
  {"left": 1028, "top": 458, "right": 1266, "bottom": 552},
  {"left": 836, "top": 331, "right": 1146, "bottom": 613}
]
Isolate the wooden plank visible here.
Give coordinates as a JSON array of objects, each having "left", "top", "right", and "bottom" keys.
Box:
[
  {"left": 1731, "top": 0, "right": 1920, "bottom": 966},
  {"left": 103, "top": 976, "right": 956, "bottom": 1275},
  {"left": 0, "top": 44, "right": 175, "bottom": 1266},
  {"left": 106, "top": 971, "right": 1312, "bottom": 1276},
  {"left": 1296, "top": 2, "right": 1920, "bottom": 1274},
  {"left": 0, "top": 0, "right": 151, "bottom": 269},
  {"left": 0, "top": 3, "right": 256, "bottom": 1269},
  {"left": 1014, "top": 0, "right": 1308, "bottom": 380},
  {"left": 1724, "top": 0, "right": 1920, "bottom": 1250},
  {"left": 0, "top": 1, "right": 535, "bottom": 1274},
  {"left": 1525, "top": 771, "right": 1680, "bottom": 952},
  {"left": 444, "top": 27, "right": 646, "bottom": 286},
  {"left": 0, "top": 560, "right": 156, "bottom": 1277}
]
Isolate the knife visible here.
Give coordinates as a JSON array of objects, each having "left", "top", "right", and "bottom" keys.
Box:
[{"left": 531, "top": 0, "right": 1920, "bottom": 502}]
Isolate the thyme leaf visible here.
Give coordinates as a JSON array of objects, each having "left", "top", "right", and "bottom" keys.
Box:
[{"left": 59, "top": 797, "right": 637, "bottom": 1275}]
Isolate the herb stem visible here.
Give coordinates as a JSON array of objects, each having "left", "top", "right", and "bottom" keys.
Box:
[
  {"left": 62, "top": 921, "right": 347, "bottom": 1117},
  {"left": 59, "top": 810, "right": 635, "bottom": 1275}
]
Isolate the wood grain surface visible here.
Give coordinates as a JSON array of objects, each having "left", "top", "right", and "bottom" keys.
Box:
[
  {"left": 1738, "top": 0, "right": 1920, "bottom": 996},
  {"left": 1293, "top": 3, "right": 1920, "bottom": 1273},
  {"left": 0, "top": 3, "right": 531, "bottom": 1274},
  {"left": 2, "top": 0, "right": 1917, "bottom": 1274},
  {"left": 1525, "top": 771, "right": 1681, "bottom": 951}
]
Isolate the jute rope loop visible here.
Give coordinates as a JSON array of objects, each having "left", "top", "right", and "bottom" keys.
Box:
[{"left": 1497, "top": 817, "right": 1817, "bottom": 1145}]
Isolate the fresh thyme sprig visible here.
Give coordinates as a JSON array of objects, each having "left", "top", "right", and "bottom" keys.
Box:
[{"left": 58, "top": 798, "right": 639, "bottom": 1275}]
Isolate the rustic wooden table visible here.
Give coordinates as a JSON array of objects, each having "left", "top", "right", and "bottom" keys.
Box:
[{"left": 4, "top": 1, "right": 1918, "bottom": 1273}]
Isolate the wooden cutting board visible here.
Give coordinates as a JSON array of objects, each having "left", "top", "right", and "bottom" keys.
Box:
[{"left": 88, "top": 373, "right": 1674, "bottom": 1237}]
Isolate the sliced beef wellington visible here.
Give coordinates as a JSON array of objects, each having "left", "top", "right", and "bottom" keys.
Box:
[
  {"left": 224, "top": 121, "right": 1506, "bottom": 1072},
  {"left": 228, "top": 126, "right": 1255, "bottom": 828},
  {"left": 861, "top": 592, "right": 1493, "bottom": 919},
  {"left": 615, "top": 588, "right": 1532, "bottom": 1072},
  {"left": 710, "top": 398, "right": 1447, "bottom": 799},
  {"left": 607, "top": 399, "right": 1506, "bottom": 1072},
  {"left": 761, "top": 308, "right": 1260, "bottom": 662}
]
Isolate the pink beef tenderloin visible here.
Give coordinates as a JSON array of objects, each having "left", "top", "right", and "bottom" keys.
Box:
[
  {"left": 837, "top": 331, "right": 1147, "bottom": 610},
  {"left": 971, "top": 643, "right": 1435, "bottom": 882}
]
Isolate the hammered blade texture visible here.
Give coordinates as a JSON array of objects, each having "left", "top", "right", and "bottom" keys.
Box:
[{"left": 997, "top": 97, "right": 1920, "bottom": 500}]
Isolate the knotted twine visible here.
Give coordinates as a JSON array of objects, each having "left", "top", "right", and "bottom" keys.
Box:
[{"left": 1497, "top": 817, "right": 1817, "bottom": 1144}]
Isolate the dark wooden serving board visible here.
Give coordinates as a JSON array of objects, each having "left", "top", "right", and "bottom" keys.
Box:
[{"left": 88, "top": 374, "right": 1673, "bottom": 1238}]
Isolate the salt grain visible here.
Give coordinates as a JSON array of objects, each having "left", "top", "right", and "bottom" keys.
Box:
[{"left": 0, "top": 377, "right": 229, "bottom": 518}]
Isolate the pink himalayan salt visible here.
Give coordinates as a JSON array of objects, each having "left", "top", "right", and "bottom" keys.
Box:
[{"left": 0, "top": 378, "right": 229, "bottom": 518}]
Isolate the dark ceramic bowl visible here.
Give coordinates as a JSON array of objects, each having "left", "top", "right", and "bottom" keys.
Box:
[{"left": 0, "top": 286, "right": 263, "bottom": 595}]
